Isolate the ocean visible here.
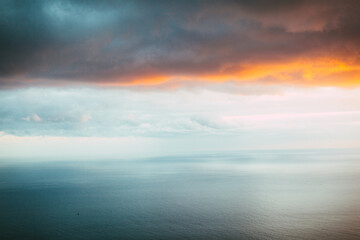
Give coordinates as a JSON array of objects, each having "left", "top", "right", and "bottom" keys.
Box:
[{"left": 1, "top": 150, "right": 360, "bottom": 239}]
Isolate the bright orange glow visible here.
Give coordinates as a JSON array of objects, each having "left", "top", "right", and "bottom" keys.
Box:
[{"left": 97, "top": 57, "right": 360, "bottom": 88}]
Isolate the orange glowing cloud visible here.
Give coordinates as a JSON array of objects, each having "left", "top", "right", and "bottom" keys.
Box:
[{"left": 96, "top": 57, "right": 360, "bottom": 88}]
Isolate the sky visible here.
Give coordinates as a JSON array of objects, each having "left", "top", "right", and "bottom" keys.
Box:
[{"left": 1, "top": 0, "right": 360, "bottom": 159}]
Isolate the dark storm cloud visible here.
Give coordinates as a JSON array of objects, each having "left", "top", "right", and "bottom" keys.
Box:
[{"left": 1, "top": 0, "right": 360, "bottom": 87}]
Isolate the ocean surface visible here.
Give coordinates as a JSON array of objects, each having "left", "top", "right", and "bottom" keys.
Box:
[{"left": 1, "top": 150, "right": 360, "bottom": 240}]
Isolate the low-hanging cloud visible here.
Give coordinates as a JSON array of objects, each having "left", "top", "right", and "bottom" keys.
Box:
[
  {"left": 1, "top": 0, "right": 360, "bottom": 88},
  {"left": 1, "top": 87, "right": 360, "bottom": 137}
]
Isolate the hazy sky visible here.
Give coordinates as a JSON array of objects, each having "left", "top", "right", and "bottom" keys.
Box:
[{"left": 1, "top": 0, "right": 360, "bottom": 159}]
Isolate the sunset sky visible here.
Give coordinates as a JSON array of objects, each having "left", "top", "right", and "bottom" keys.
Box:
[{"left": 1, "top": 0, "right": 360, "bottom": 159}]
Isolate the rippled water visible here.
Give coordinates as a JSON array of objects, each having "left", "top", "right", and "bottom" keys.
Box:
[{"left": 1, "top": 150, "right": 360, "bottom": 239}]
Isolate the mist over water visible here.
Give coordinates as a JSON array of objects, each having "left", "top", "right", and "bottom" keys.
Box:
[{"left": 1, "top": 150, "right": 360, "bottom": 240}]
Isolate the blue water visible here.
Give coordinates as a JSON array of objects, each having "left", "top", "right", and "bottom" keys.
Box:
[{"left": 1, "top": 150, "right": 360, "bottom": 239}]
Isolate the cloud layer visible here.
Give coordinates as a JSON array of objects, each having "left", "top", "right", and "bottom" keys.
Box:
[
  {"left": 1, "top": 0, "right": 360, "bottom": 88},
  {"left": 1, "top": 87, "right": 360, "bottom": 138}
]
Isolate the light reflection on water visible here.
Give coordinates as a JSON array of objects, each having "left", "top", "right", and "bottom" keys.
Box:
[{"left": 0, "top": 150, "right": 360, "bottom": 240}]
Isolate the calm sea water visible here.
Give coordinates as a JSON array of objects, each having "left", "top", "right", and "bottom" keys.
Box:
[{"left": 1, "top": 150, "right": 360, "bottom": 240}]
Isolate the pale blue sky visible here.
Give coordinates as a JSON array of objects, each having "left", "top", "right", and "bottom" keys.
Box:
[{"left": 1, "top": 85, "right": 359, "bottom": 159}]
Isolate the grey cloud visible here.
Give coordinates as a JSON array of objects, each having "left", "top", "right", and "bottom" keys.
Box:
[{"left": 0, "top": 0, "right": 360, "bottom": 87}]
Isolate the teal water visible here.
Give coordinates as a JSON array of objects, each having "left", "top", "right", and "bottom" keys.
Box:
[{"left": 1, "top": 150, "right": 360, "bottom": 239}]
